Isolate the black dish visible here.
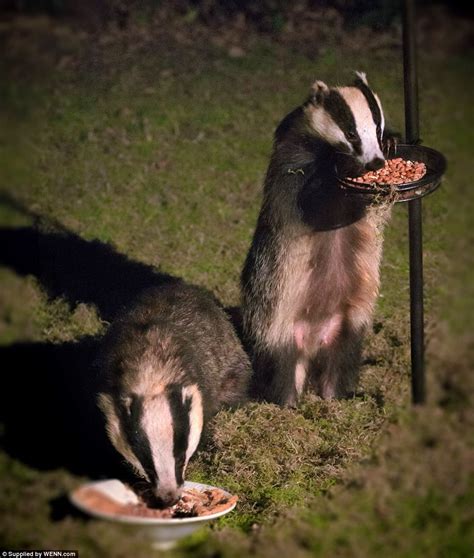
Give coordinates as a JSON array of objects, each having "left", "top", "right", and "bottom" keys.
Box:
[{"left": 336, "top": 144, "right": 447, "bottom": 203}]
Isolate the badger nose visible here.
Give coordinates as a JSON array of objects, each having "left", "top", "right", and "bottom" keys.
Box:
[
  {"left": 365, "top": 157, "right": 385, "bottom": 171},
  {"left": 152, "top": 488, "right": 181, "bottom": 508}
]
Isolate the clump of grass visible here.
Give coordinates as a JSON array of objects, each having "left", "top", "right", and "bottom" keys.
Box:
[
  {"left": 188, "top": 395, "right": 385, "bottom": 528},
  {"left": 36, "top": 297, "right": 104, "bottom": 342},
  {"left": 179, "top": 336, "right": 474, "bottom": 558}
]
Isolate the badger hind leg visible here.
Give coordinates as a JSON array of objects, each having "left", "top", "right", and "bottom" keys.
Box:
[
  {"left": 250, "top": 345, "right": 304, "bottom": 406},
  {"left": 310, "top": 322, "right": 364, "bottom": 399}
]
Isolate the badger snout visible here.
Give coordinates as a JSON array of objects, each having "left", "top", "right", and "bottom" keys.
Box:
[
  {"left": 150, "top": 485, "right": 182, "bottom": 508},
  {"left": 365, "top": 157, "right": 385, "bottom": 171},
  {"left": 335, "top": 153, "right": 366, "bottom": 178}
]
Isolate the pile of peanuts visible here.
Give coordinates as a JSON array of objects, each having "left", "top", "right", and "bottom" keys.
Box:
[{"left": 351, "top": 158, "right": 427, "bottom": 185}]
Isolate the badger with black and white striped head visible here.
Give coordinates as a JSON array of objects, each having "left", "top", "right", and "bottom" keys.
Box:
[
  {"left": 98, "top": 282, "right": 251, "bottom": 507},
  {"left": 241, "top": 72, "right": 397, "bottom": 405}
]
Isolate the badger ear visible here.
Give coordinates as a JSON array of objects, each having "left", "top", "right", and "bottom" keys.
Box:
[
  {"left": 310, "top": 80, "right": 329, "bottom": 104},
  {"left": 354, "top": 70, "right": 368, "bottom": 86},
  {"left": 97, "top": 392, "right": 114, "bottom": 415}
]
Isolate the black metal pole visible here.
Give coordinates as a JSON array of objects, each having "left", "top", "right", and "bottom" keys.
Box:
[{"left": 403, "top": 0, "right": 425, "bottom": 404}]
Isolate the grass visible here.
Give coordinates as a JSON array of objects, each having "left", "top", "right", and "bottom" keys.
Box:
[{"left": 0, "top": 15, "right": 473, "bottom": 558}]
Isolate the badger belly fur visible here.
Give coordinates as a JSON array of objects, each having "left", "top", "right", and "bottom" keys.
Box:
[
  {"left": 97, "top": 282, "right": 251, "bottom": 506},
  {"left": 244, "top": 207, "right": 390, "bottom": 405},
  {"left": 275, "top": 209, "right": 387, "bottom": 402}
]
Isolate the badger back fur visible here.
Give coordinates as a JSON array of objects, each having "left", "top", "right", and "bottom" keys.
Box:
[
  {"left": 98, "top": 282, "right": 251, "bottom": 506},
  {"left": 241, "top": 72, "right": 393, "bottom": 406}
]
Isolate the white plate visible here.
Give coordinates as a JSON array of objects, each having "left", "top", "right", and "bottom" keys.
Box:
[{"left": 70, "top": 479, "right": 237, "bottom": 550}]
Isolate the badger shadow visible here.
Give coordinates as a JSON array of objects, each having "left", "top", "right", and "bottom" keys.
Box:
[
  {"left": 0, "top": 197, "right": 180, "bottom": 476},
  {"left": 0, "top": 225, "right": 182, "bottom": 325},
  {"left": 0, "top": 197, "right": 246, "bottom": 478},
  {"left": 0, "top": 336, "right": 123, "bottom": 476}
]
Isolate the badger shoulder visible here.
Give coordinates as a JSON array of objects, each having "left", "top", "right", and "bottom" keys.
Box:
[{"left": 99, "top": 282, "right": 251, "bottom": 414}]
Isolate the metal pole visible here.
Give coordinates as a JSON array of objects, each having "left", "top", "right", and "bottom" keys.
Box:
[{"left": 403, "top": 0, "right": 425, "bottom": 404}]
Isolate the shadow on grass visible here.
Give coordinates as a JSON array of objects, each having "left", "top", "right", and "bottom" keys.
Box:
[
  {"left": 0, "top": 196, "right": 181, "bottom": 476},
  {"left": 0, "top": 336, "right": 122, "bottom": 476},
  {"left": 0, "top": 196, "right": 247, "bottom": 479},
  {"left": 0, "top": 227, "right": 182, "bottom": 324},
  {"left": 49, "top": 493, "right": 93, "bottom": 522}
]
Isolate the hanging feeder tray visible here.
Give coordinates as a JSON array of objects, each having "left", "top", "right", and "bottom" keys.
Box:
[{"left": 337, "top": 144, "right": 447, "bottom": 203}]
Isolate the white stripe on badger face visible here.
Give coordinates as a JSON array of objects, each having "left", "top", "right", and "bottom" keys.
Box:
[
  {"left": 139, "top": 385, "right": 204, "bottom": 492},
  {"left": 337, "top": 87, "right": 384, "bottom": 164},
  {"left": 182, "top": 384, "right": 204, "bottom": 469},
  {"left": 307, "top": 105, "right": 352, "bottom": 152},
  {"left": 142, "top": 394, "right": 177, "bottom": 491}
]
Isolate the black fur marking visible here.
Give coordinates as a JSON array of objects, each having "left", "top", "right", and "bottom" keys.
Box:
[
  {"left": 323, "top": 90, "right": 362, "bottom": 155},
  {"left": 166, "top": 384, "right": 192, "bottom": 487},
  {"left": 334, "top": 141, "right": 352, "bottom": 155},
  {"left": 275, "top": 106, "right": 305, "bottom": 144},
  {"left": 297, "top": 165, "right": 367, "bottom": 231},
  {"left": 354, "top": 78, "right": 383, "bottom": 145},
  {"left": 120, "top": 395, "right": 158, "bottom": 485}
]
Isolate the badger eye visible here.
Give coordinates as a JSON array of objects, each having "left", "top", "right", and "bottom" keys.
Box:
[{"left": 347, "top": 131, "right": 357, "bottom": 141}]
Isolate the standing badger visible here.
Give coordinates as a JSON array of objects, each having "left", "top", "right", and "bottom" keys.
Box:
[
  {"left": 98, "top": 282, "right": 251, "bottom": 507},
  {"left": 241, "top": 72, "right": 395, "bottom": 405}
]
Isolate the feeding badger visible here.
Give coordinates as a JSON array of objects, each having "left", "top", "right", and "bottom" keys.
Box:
[
  {"left": 98, "top": 282, "right": 251, "bottom": 507},
  {"left": 241, "top": 72, "right": 397, "bottom": 405}
]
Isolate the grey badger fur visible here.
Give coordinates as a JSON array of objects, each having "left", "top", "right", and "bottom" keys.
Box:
[
  {"left": 241, "top": 72, "right": 395, "bottom": 405},
  {"left": 98, "top": 282, "right": 251, "bottom": 507}
]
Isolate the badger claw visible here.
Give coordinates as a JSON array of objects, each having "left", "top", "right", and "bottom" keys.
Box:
[
  {"left": 383, "top": 135, "right": 398, "bottom": 156},
  {"left": 382, "top": 129, "right": 402, "bottom": 157}
]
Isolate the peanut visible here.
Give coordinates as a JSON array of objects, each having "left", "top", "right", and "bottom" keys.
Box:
[{"left": 351, "top": 158, "right": 427, "bottom": 185}]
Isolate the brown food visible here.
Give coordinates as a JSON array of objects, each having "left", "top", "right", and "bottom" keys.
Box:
[
  {"left": 350, "top": 158, "right": 427, "bottom": 185},
  {"left": 74, "top": 486, "right": 238, "bottom": 519}
]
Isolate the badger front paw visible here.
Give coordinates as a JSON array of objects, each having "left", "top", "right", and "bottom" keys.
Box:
[{"left": 382, "top": 129, "right": 402, "bottom": 156}]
